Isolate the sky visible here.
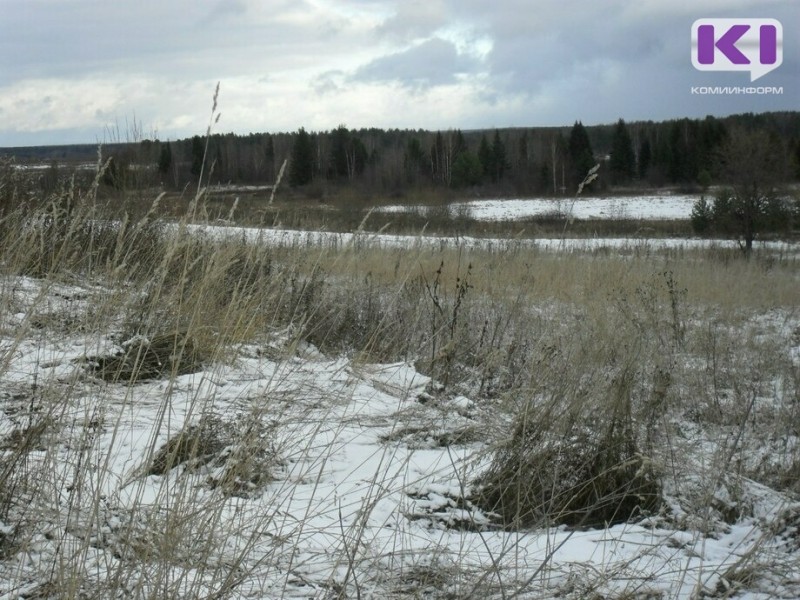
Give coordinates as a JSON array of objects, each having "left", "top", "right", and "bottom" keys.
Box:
[{"left": 0, "top": 0, "right": 797, "bottom": 147}]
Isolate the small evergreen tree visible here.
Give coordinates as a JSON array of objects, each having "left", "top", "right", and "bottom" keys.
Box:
[
  {"left": 691, "top": 129, "right": 790, "bottom": 254},
  {"left": 690, "top": 196, "right": 713, "bottom": 234}
]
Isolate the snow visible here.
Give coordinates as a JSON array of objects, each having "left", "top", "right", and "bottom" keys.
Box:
[
  {"left": 1, "top": 276, "right": 798, "bottom": 598},
  {"left": 182, "top": 222, "right": 800, "bottom": 257},
  {"left": 209, "top": 184, "right": 274, "bottom": 193},
  {"left": 1, "top": 232, "right": 799, "bottom": 598},
  {"left": 378, "top": 194, "right": 700, "bottom": 221}
]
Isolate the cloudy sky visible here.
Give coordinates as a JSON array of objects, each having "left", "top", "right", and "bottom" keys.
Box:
[{"left": 1, "top": 0, "right": 796, "bottom": 147}]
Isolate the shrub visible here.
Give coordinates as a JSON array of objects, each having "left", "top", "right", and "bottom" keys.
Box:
[
  {"left": 471, "top": 367, "right": 662, "bottom": 529},
  {"left": 691, "top": 195, "right": 713, "bottom": 234}
]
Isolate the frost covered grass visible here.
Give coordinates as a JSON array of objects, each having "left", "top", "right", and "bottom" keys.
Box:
[{"left": 0, "top": 170, "right": 799, "bottom": 598}]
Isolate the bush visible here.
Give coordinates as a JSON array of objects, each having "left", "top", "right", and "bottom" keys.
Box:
[
  {"left": 691, "top": 195, "right": 713, "bottom": 234},
  {"left": 471, "top": 368, "right": 662, "bottom": 528},
  {"left": 691, "top": 187, "right": 794, "bottom": 249}
]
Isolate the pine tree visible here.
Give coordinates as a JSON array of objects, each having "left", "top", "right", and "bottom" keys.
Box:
[
  {"left": 477, "top": 131, "right": 510, "bottom": 183},
  {"left": 609, "top": 119, "right": 635, "bottom": 184},
  {"left": 667, "top": 119, "right": 697, "bottom": 183},
  {"left": 451, "top": 152, "right": 483, "bottom": 187},
  {"left": 329, "top": 125, "right": 351, "bottom": 179},
  {"left": 518, "top": 132, "right": 530, "bottom": 168},
  {"left": 405, "top": 137, "right": 426, "bottom": 183},
  {"left": 568, "top": 121, "right": 595, "bottom": 188},
  {"left": 478, "top": 135, "right": 492, "bottom": 181},
  {"left": 264, "top": 134, "right": 275, "bottom": 181},
  {"left": 793, "top": 137, "right": 800, "bottom": 180},
  {"left": 157, "top": 142, "right": 172, "bottom": 176},
  {"left": 453, "top": 130, "right": 467, "bottom": 161},
  {"left": 289, "top": 127, "right": 314, "bottom": 187},
  {"left": 491, "top": 130, "right": 508, "bottom": 182},
  {"left": 190, "top": 135, "right": 205, "bottom": 177},
  {"left": 638, "top": 137, "right": 652, "bottom": 180}
]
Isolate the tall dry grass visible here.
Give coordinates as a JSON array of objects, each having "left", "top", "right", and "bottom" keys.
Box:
[{"left": 0, "top": 146, "right": 798, "bottom": 597}]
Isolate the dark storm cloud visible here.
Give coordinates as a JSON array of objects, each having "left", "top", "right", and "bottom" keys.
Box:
[
  {"left": 0, "top": 0, "right": 796, "bottom": 145},
  {"left": 461, "top": 0, "right": 797, "bottom": 121}
]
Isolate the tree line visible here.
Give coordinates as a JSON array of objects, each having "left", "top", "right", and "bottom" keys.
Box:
[{"left": 11, "top": 111, "right": 800, "bottom": 198}]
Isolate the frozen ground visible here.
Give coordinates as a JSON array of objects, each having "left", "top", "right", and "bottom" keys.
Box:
[
  {"left": 1, "top": 275, "right": 798, "bottom": 598},
  {"left": 378, "top": 194, "right": 699, "bottom": 221},
  {"left": 185, "top": 222, "right": 800, "bottom": 257},
  {"left": 175, "top": 190, "right": 798, "bottom": 256}
]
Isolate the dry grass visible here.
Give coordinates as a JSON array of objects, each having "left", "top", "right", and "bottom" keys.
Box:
[{"left": 0, "top": 152, "right": 797, "bottom": 597}]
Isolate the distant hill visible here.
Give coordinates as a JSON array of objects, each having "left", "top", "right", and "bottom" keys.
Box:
[{"left": 0, "top": 143, "right": 132, "bottom": 163}]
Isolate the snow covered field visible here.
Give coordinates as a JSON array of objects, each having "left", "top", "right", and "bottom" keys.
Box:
[
  {"left": 1, "top": 210, "right": 798, "bottom": 599},
  {"left": 378, "top": 194, "right": 699, "bottom": 221},
  {"left": 1, "top": 275, "right": 798, "bottom": 599}
]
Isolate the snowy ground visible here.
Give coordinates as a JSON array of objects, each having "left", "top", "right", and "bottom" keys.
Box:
[
  {"left": 378, "top": 194, "right": 699, "bottom": 221},
  {"left": 185, "top": 222, "right": 800, "bottom": 258},
  {"left": 178, "top": 191, "right": 799, "bottom": 256},
  {"left": 1, "top": 274, "right": 798, "bottom": 599}
]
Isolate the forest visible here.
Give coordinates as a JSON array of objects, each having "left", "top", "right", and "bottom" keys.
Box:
[{"left": 4, "top": 111, "right": 800, "bottom": 200}]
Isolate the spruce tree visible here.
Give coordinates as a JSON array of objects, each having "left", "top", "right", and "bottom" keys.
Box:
[
  {"left": 190, "top": 135, "right": 205, "bottom": 177},
  {"left": 453, "top": 130, "right": 467, "bottom": 160},
  {"left": 478, "top": 135, "right": 492, "bottom": 181},
  {"left": 638, "top": 137, "right": 652, "bottom": 180},
  {"left": 405, "top": 137, "right": 426, "bottom": 182},
  {"left": 329, "top": 125, "right": 350, "bottom": 179},
  {"left": 491, "top": 130, "right": 508, "bottom": 182},
  {"left": 609, "top": 119, "right": 635, "bottom": 184},
  {"left": 289, "top": 127, "right": 314, "bottom": 187},
  {"left": 451, "top": 152, "right": 483, "bottom": 187},
  {"left": 518, "top": 132, "right": 530, "bottom": 168},
  {"left": 157, "top": 142, "right": 172, "bottom": 176},
  {"left": 568, "top": 121, "right": 595, "bottom": 188},
  {"left": 264, "top": 134, "right": 275, "bottom": 181}
]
